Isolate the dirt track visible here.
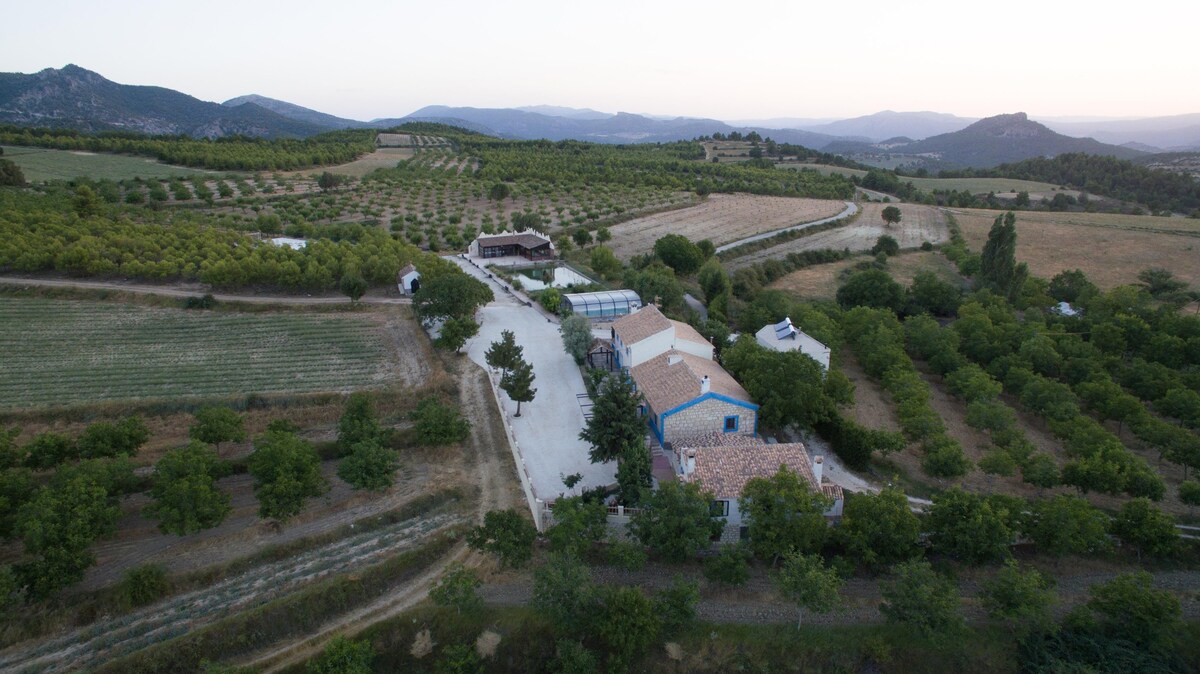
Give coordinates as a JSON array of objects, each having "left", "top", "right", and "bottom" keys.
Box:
[{"left": 0, "top": 276, "right": 413, "bottom": 305}]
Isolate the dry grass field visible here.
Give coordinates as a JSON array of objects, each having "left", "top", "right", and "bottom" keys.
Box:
[
  {"left": 951, "top": 208, "right": 1200, "bottom": 289},
  {"left": 282, "top": 147, "right": 415, "bottom": 178},
  {"left": 768, "top": 250, "right": 964, "bottom": 300},
  {"left": 727, "top": 202, "right": 949, "bottom": 270},
  {"left": 606, "top": 194, "right": 846, "bottom": 259}
]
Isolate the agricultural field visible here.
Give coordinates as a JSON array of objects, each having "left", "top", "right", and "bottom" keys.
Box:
[
  {"left": 768, "top": 250, "right": 964, "bottom": 300},
  {"left": 783, "top": 163, "right": 1063, "bottom": 195},
  {"left": 1, "top": 145, "right": 209, "bottom": 182},
  {"left": 951, "top": 207, "right": 1200, "bottom": 289},
  {"left": 0, "top": 297, "right": 426, "bottom": 409},
  {"left": 727, "top": 202, "right": 949, "bottom": 270},
  {"left": 606, "top": 194, "right": 847, "bottom": 259},
  {"left": 282, "top": 147, "right": 415, "bottom": 178},
  {"left": 702, "top": 140, "right": 758, "bottom": 162}
]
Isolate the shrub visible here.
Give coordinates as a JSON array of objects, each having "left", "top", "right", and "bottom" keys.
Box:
[
  {"left": 703, "top": 544, "right": 752, "bottom": 586},
  {"left": 120, "top": 564, "right": 170, "bottom": 607}
]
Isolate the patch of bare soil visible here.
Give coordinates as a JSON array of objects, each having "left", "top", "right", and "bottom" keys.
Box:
[
  {"left": 841, "top": 353, "right": 902, "bottom": 434},
  {"left": 768, "top": 250, "right": 964, "bottom": 300}
]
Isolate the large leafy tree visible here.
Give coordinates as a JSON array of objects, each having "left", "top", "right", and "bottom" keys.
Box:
[
  {"left": 16, "top": 472, "right": 121, "bottom": 597},
  {"left": 531, "top": 552, "right": 595, "bottom": 636},
  {"left": 412, "top": 273, "right": 493, "bottom": 326},
  {"left": 879, "top": 559, "right": 965, "bottom": 638},
  {"left": 836, "top": 269, "right": 905, "bottom": 312},
  {"left": 560, "top": 314, "right": 592, "bottom": 364},
  {"left": 429, "top": 562, "right": 483, "bottom": 615},
  {"left": 410, "top": 398, "right": 470, "bottom": 446},
  {"left": 1086, "top": 571, "right": 1182, "bottom": 649},
  {"left": 580, "top": 374, "right": 644, "bottom": 464},
  {"left": 653, "top": 234, "right": 704, "bottom": 275},
  {"left": 337, "top": 439, "right": 399, "bottom": 491},
  {"left": 145, "top": 441, "right": 232, "bottom": 535},
  {"left": 925, "top": 488, "right": 1014, "bottom": 564},
  {"left": 1025, "top": 494, "right": 1110, "bottom": 557},
  {"left": 733, "top": 346, "right": 837, "bottom": 431},
  {"left": 434, "top": 316, "right": 479, "bottom": 353},
  {"left": 629, "top": 481, "right": 722, "bottom": 562},
  {"left": 776, "top": 552, "right": 843, "bottom": 629},
  {"left": 591, "top": 585, "right": 660, "bottom": 672},
  {"left": 838, "top": 487, "right": 921, "bottom": 569},
  {"left": 1110, "top": 498, "right": 1179, "bottom": 560},
  {"left": 980, "top": 559, "right": 1056, "bottom": 636},
  {"left": 338, "top": 392, "right": 383, "bottom": 450},
  {"left": 739, "top": 465, "right": 832, "bottom": 563},
  {"left": 75, "top": 417, "right": 150, "bottom": 459},
  {"left": 247, "top": 430, "right": 327, "bottom": 521},
  {"left": 188, "top": 407, "right": 246, "bottom": 454},
  {"left": 466, "top": 509, "right": 537, "bottom": 569},
  {"left": 545, "top": 496, "right": 607, "bottom": 557}
]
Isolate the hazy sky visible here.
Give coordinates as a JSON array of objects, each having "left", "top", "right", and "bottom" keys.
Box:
[{"left": 4, "top": 0, "right": 1197, "bottom": 121}]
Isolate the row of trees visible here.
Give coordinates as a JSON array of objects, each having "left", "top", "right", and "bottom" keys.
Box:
[
  {"left": 0, "top": 125, "right": 377, "bottom": 172},
  {"left": 1, "top": 186, "right": 466, "bottom": 291}
]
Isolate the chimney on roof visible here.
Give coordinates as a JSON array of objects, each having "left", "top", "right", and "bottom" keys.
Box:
[
  {"left": 813, "top": 455, "right": 824, "bottom": 484},
  {"left": 684, "top": 449, "right": 696, "bottom": 476},
  {"left": 700, "top": 375, "right": 710, "bottom": 394},
  {"left": 668, "top": 353, "right": 683, "bottom": 366}
]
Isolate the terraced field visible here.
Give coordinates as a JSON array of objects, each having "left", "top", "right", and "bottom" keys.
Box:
[
  {"left": 0, "top": 297, "right": 400, "bottom": 409},
  {"left": 1, "top": 145, "right": 209, "bottom": 182}
]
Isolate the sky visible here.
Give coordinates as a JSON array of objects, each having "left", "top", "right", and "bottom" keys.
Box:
[{"left": 3, "top": 0, "right": 1198, "bottom": 122}]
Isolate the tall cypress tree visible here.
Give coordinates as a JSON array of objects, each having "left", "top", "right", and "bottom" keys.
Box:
[
  {"left": 977, "top": 211, "right": 1028, "bottom": 302},
  {"left": 580, "top": 374, "right": 645, "bottom": 464}
]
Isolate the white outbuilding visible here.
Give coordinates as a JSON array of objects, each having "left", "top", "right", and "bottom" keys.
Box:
[
  {"left": 397, "top": 264, "right": 421, "bottom": 295},
  {"left": 755, "top": 317, "right": 831, "bottom": 371}
]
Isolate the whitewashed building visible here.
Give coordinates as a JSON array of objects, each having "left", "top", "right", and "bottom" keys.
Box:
[
  {"left": 397, "top": 264, "right": 421, "bottom": 295},
  {"left": 755, "top": 317, "right": 831, "bottom": 371},
  {"left": 611, "top": 305, "right": 713, "bottom": 369}
]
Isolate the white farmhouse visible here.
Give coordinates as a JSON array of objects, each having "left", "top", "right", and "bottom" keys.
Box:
[
  {"left": 611, "top": 305, "right": 713, "bottom": 369},
  {"left": 269, "top": 237, "right": 308, "bottom": 250},
  {"left": 755, "top": 317, "right": 831, "bottom": 371},
  {"left": 674, "top": 433, "right": 844, "bottom": 542}
]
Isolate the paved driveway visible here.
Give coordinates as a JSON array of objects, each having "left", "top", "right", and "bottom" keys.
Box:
[{"left": 449, "top": 257, "right": 617, "bottom": 502}]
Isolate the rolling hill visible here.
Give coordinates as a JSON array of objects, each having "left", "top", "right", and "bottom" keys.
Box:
[
  {"left": 825, "top": 113, "right": 1146, "bottom": 169},
  {"left": 0, "top": 65, "right": 324, "bottom": 139},
  {"left": 221, "top": 94, "right": 371, "bottom": 130},
  {"left": 798, "top": 110, "right": 977, "bottom": 141}
]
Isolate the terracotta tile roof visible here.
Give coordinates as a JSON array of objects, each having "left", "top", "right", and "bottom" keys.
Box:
[
  {"left": 630, "top": 350, "right": 752, "bottom": 413},
  {"left": 673, "top": 431, "right": 766, "bottom": 449},
  {"left": 397, "top": 263, "right": 417, "bottom": 280},
  {"left": 475, "top": 231, "right": 552, "bottom": 249},
  {"left": 613, "top": 305, "right": 672, "bottom": 346},
  {"left": 670, "top": 320, "right": 712, "bottom": 349},
  {"left": 679, "top": 441, "right": 824, "bottom": 500}
]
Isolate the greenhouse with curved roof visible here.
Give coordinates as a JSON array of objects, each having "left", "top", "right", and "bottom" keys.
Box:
[{"left": 560, "top": 289, "right": 642, "bottom": 320}]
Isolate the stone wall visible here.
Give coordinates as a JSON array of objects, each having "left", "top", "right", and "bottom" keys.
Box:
[{"left": 663, "top": 397, "right": 756, "bottom": 445}]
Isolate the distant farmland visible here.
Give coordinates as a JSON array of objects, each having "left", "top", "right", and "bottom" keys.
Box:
[
  {"left": 780, "top": 163, "right": 1062, "bottom": 195},
  {"left": 0, "top": 297, "right": 403, "bottom": 409},
  {"left": 1, "top": 145, "right": 209, "bottom": 182}
]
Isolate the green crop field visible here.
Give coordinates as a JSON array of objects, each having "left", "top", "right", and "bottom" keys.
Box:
[
  {"left": 0, "top": 297, "right": 394, "bottom": 409},
  {"left": 2, "top": 145, "right": 210, "bottom": 182},
  {"left": 780, "top": 163, "right": 1061, "bottom": 194}
]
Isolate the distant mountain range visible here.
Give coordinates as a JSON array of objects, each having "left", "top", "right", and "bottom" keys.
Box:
[
  {"left": 0, "top": 65, "right": 324, "bottom": 138},
  {"left": 1, "top": 65, "right": 1196, "bottom": 168}
]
